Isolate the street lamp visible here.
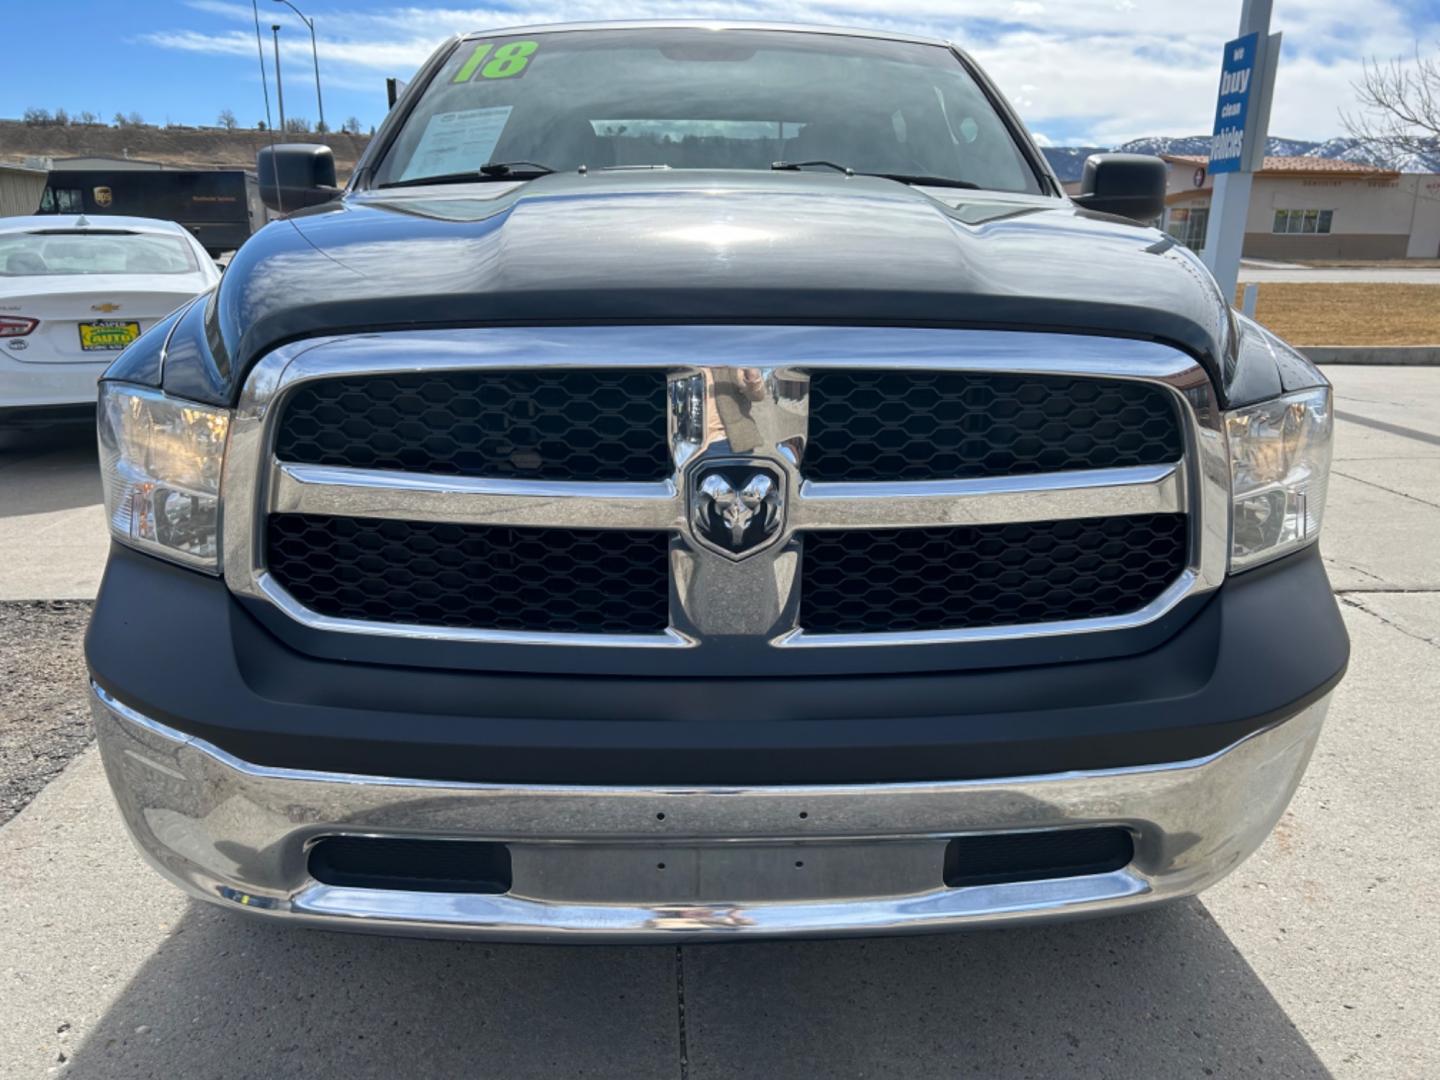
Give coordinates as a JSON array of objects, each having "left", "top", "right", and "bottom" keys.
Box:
[
  {"left": 274, "top": 0, "right": 325, "bottom": 133},
  {"left": 271, "top": 25, "right": 286, "bottom": 134}
]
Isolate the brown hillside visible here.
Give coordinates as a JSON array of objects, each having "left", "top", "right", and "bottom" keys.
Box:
[{"left": 0, "top": 120, "right": 371, "bottom": 177}]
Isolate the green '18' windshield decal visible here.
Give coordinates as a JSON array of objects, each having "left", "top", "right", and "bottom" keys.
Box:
[{"left": 452, "top": 40, "right": 539, "bottom": 83}]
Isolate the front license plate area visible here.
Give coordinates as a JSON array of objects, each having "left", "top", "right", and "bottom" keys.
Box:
[
  {"left": 78, "top": 320, "right": 141, "bottom": 351},
  {"left": 509, "top": 840, "right": 948, "bottom": 904}
]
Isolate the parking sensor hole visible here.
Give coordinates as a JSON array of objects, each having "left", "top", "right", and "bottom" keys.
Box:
[
  {"left": 655, "top": 812, "right": 666, "bottom": 821},
  {"left": 795, "top": 861, "right": 804, "bottom": 868},
  {"left": 799, "top": 811, "right": 809, "bottom": 819},
  {"left": 657, "top": 862, "right": 666, "bottom": 870}
]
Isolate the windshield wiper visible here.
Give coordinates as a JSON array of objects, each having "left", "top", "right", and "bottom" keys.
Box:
[
  {"left": 770, "top": 161, "right": 980, "bottom": 190},
  {"left": 377, "top": 161, "right": 558, "bottom": 190},
  {"left": 771, "top": 160, "right": 854, "bottom": 176},
  {"left": 864, "top": 173, "right": 981, "bottom": 190},
  {"left": 478, "top": 160, "right": 556, "bottom": 178}
]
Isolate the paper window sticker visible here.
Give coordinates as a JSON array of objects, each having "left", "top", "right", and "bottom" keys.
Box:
[{"left": 400, "top": 106, "right": 515, "bottom": 181}]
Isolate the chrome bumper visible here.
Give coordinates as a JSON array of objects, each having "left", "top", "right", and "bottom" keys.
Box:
[{"left": 91, "top": 684, "right": 1329, "bottom": 942}]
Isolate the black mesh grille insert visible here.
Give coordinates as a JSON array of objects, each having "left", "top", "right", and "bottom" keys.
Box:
[
  {"left": 275, "top": 370, "right": 670, "bottom": 481},
  {"left": 267, "top": 514, "right": 670, "bottom": 634},
  {"left": 805, "top": 371, "right": 1182, "bottom": 482},
  {"left": 800, "top": 514, "right": 1187, "bottom": 634}
]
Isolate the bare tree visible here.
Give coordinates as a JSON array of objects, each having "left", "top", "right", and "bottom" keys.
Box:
[
  {"left": 77, "top": 110, "right": 100, "bottom": 125},
  {"left": 1342, "top": 44, "right": 1440, "bottom": 157},
  {"left": 341, "top": 115, "right": 362, "bottom": 135},
  {"left": 126, "top": 111, "right": 145, "bottom": 128},
  {"left": 218, "top": 108, "right": 238, "bottom": 131},
  {"left": 283, "top": 116, "right": 312, "bottom": 134},
  {"left": 53, "top": 107, "right": 71, "bottom": 126},
  {"left": 23, "top": 107, "right": 52, "bottom": 125}
]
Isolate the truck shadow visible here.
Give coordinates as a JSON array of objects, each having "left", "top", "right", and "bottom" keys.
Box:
[{"left": 59, "top": 897, "right": 1331, "bottom": 1079}]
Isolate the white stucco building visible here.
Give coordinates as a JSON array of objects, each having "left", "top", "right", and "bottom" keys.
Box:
[{"left": 1160, "top": 154, "right": 1440, "bottom": 260}]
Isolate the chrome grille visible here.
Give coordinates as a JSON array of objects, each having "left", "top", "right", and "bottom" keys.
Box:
[{"left": 223, "top": 326, "right": 1228, "bottom": 656}]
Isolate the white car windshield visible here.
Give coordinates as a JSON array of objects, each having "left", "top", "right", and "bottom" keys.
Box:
[
  {"left": 0, "top": 231, "right": 200, "bottom": 276},
  {"left": 374, "top": 28, "right": 1041, "bottom": 194}
]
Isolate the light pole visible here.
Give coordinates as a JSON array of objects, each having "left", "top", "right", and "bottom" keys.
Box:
[
  {"left": 250, "top": 0, "right": 273, "bottom": 132},
  {"left": 271, "top": 24, "right": 286, "bottom": 134},
  {"left": 274, "top": 0, "right": 324, "bottom": 133}
]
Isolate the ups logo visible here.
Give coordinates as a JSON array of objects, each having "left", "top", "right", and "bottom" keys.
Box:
[{"left": 93, "top": 186, "right": 113, "bottom": 208}]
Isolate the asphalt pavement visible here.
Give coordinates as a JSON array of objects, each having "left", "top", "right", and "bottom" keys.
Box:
[{"left": 1, "top": 367, "right": 1438, "bottom": 1078}]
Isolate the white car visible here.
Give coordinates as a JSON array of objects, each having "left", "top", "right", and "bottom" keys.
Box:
[{"left": 0, "top": 215, "right": 219, "bottom": 424}]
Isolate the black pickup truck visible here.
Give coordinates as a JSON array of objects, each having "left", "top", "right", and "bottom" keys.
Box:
[{"left": 87, "top": 22, "right": 1347, "bottom": 940}]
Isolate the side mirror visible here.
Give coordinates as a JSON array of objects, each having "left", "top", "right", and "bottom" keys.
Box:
[
  {"left": 1072, "top": 154, "right": 1167, "bottom": 223},
  {"left": 257, "top": 144, "right": 339, "bottom": 213}
]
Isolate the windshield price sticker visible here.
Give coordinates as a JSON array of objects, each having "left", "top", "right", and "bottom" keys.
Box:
[
  {"left": 453, "top": 40, "right": 539, "bottom": 83},
  {"left": 399, "top": 107, "right": 515, "bottom": 181}
]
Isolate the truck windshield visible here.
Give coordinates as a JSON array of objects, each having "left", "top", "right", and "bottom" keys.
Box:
[
  {"left": 0, "top": 231, "right": 199, "bottom": 276},
  {"left": 373, "top": 28, "right": 1041, "bottom": 194}
]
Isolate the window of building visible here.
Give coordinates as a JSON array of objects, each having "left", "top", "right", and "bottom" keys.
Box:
[
  {"left": 1272, "top": 209, "right": 1333, "bottom": 235},
  {"left": 1166, "top": 206, "right": 1209, "bottom": 252}
]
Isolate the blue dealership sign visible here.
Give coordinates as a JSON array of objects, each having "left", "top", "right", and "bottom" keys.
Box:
[{"left": 1210, "top": 32, "right": 1259, "bottom": 174}]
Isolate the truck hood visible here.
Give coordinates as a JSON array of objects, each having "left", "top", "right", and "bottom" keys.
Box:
[{"left": 201, "top": 170, "right": 1238, "bottom": 404}]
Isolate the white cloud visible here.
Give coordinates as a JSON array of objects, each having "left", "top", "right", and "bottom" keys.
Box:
[{"left": 143, "top": 1, "right": 1438, "bottom": 144}]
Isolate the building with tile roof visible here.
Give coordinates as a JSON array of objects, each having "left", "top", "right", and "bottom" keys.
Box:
[{"left": 1157, "top": 153, "right": 1440, "bottom": 260}]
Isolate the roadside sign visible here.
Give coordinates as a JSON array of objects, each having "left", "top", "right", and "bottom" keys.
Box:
[{"left": 1209, "top": 32, "right": 1259, "bottom": 175}]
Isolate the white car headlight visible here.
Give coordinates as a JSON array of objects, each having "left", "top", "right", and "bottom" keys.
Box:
[
  {"left": 1226, "top": 386, "right": 1333, "bottom": 571},
  {"left": 98, "top": 383, "right": 231, "bottom": 572}
]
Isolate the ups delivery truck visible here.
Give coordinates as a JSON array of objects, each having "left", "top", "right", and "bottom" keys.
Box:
[{"left": 37, "top": 168, "right": 264, "bottom": 256}]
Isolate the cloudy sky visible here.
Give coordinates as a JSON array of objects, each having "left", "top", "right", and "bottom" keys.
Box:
[{"left": 5, "top": 0, "right": 1437, "bottom": 145}]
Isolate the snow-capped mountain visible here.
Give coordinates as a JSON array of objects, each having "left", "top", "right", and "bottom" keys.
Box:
[
  {"left": 1041, "top": 135, "right": 1440, "bottom": 182},
  {"left": 1300, "top": 136, "right": 1440, "bottom": 174}
]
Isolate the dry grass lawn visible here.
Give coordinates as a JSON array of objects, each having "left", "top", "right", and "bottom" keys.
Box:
[{"left": 1236, "top": 283, "right": 1440, "bottom": 346}]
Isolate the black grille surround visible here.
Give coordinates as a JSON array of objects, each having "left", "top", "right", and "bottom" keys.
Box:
[
  {"left": 275, "top": 369, "right": 670, "bottom": 482},
  {"left": 267, "top": 514, "right": 671, "bottom": 635},
  {"left": 800, "top": 514, "right": 1188, "bottom": 635},
  {"left": 804, "top": 371, "right": 1183, "bottom": 483}
]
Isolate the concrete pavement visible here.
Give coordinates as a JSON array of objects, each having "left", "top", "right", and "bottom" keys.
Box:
[
  {"left": 1239, "top": 263, "right": 1440, "bottom": 284},
  {"left": 0, "top": 428, "right": 106, "bottom": 601},
  {"left": 1, "top": 368, "right": 1438, "bottom": 1077}
]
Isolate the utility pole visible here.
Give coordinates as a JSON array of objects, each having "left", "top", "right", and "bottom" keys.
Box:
[
  {"left": 1201, "top": 0, "right": 1282, "bottom": 302},
  {"left": 272, "top": 24, "right": 286, "bottom": 134},
  {"left": 274, "top": 0, "right": 324, "bottom": 132}
]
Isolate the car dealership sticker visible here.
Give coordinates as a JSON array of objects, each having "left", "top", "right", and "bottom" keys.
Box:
[
  {"left": 452, "top": 40, "right": 539, "bottom": 83},
  {"left": 400, "top": 106, "right": 515, "bottom": 181}
]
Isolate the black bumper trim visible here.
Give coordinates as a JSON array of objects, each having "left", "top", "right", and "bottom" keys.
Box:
[{"left": 86, "top": 542, "right": 1348, "bottom": 787}]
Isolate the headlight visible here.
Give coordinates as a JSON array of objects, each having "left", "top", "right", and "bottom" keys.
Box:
[
  {"left": 98, "top": 383, "right": 230, "bottom": 572},
  {"left": 1226, "top": 386, "right": 1332, "bottom": 571}
]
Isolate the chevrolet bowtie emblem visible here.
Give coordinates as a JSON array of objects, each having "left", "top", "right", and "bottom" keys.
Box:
[
  {"left": 91, "top": 302, "right": 122, "bottom": 313},
  {"left": 690, "top": 461, "right": 786, "bottom": 559}
]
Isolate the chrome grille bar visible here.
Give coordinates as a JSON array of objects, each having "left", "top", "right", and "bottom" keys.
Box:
[
  {"left": 272, "top": 462, "right": 1183, "bottom": 534},
  {"left": 272, "top": 464, "right": 683, "bottom": 531},
  {"left": 792, "top": 464, "right": 1183, "bottom": 531}
]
